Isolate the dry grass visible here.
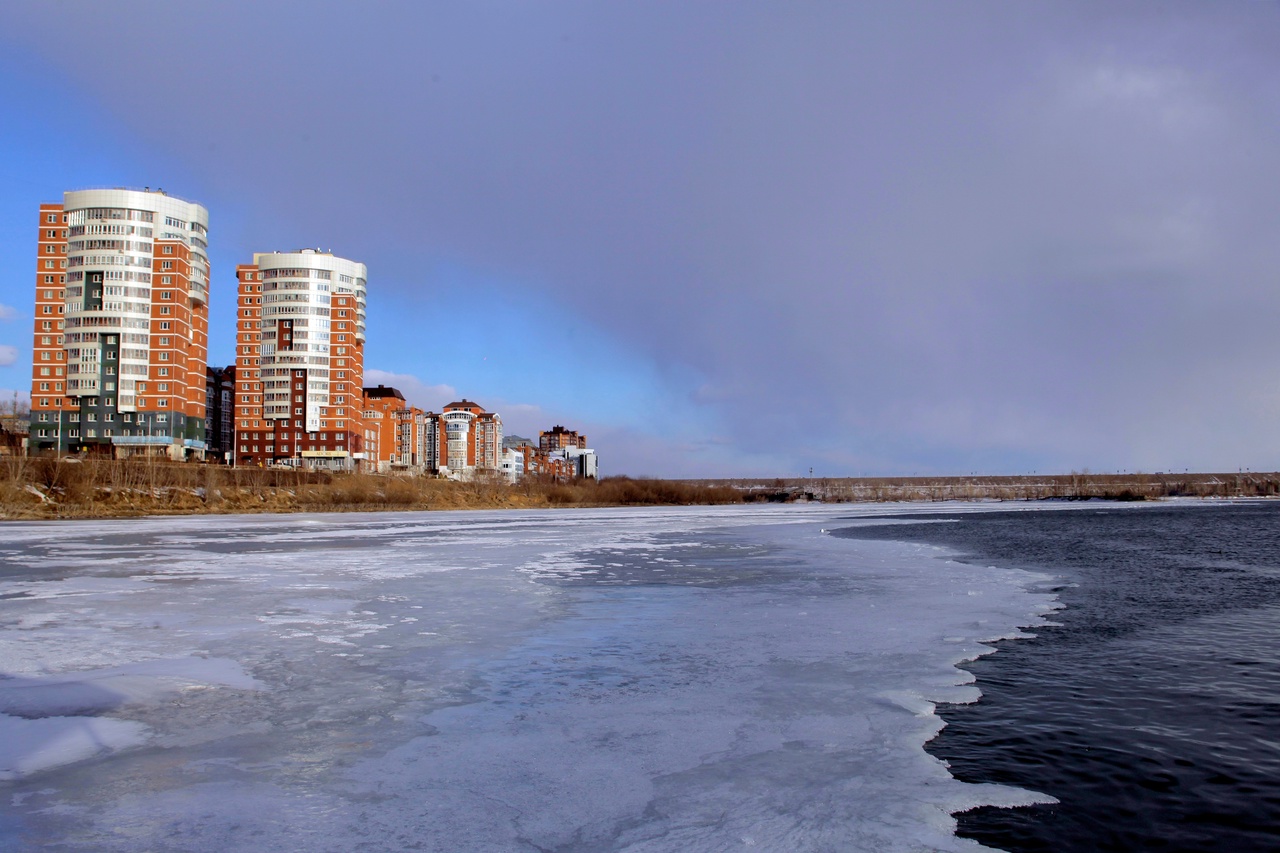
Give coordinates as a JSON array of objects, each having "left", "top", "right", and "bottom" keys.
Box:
[
  {"left": 0, "top": 463, "right": 746, "bottom": 519},
  {"left": 2, "top": 462, "right": 1276, "bottom": 521}
]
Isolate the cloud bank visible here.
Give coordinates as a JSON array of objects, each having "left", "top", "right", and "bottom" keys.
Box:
[{"left": 1, "top": 3, "right": 1277, "bottom": 475}]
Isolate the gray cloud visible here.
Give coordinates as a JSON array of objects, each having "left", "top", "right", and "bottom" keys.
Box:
[{"left": 3, "top": 2, "right": 1278, "bottom": 474}]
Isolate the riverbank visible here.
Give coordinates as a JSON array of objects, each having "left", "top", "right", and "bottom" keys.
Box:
[
  {"left": 691, "top": 471, "right": 1280, "bottom": 502},
  {"left": 2, "top": 459, "right": 1276, "bottom": 519},
  {"left": 0, "top": 458, "right": 748, "bottom": 519}
]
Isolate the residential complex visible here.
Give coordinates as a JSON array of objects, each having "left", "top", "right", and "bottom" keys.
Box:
[
  {"left": 29, "top": 188, "right": 211, "bottom": 458},
  {"left": 24, "top": 189, "right": 598, "bottom": 479}
]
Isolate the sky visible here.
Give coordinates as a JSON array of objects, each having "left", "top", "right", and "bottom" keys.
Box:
[{"left": 0, "top": 2, "right": 1278, "bottom": 478}]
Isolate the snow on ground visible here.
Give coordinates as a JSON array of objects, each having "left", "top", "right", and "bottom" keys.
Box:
[{"left": 0, "top": 504, "right": 1058, "bottom": 851}]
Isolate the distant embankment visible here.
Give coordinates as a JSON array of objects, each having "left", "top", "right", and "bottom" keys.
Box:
[
  {"left": 687, "top": 473, "right": 1280, "bottom": 503},
  {"left": 2, "top": 459, "right": 1276, "bottom": 520}
]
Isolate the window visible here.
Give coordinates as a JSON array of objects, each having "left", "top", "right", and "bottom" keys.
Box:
[
  {"left": 161, "top": 261, "right": 173, "bottom": 270},
  {"left": 46, "top": 213, "right": 56, "bottom": 223},
  {"left": 161, "top": 291, "right": 172, "bottom": 300},
  {"left": 162, "top": 276, "right": 172, "bottom": 285},
  {"left": 45, "top": 260, "right": 54, "bottom": 269},
  {"left": 162, "top": 245, "right": 174, "bottom": 255},
  {"left": 159, "top": 306, "right": 171, "bottom": 315},
  {"left": 160, "top": 322, "right": 170, "bottom": 330}
]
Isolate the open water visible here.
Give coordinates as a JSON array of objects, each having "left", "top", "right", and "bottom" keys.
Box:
[{"left": 834, "top": 500, "right": 1280, "bottom": 852}]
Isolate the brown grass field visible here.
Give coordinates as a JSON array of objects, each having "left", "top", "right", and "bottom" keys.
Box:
[{"left": 0, "top": 458, "right": 1275, "bottom": 520}]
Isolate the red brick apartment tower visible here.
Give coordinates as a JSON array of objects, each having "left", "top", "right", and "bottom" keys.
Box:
[
  {"left": 234, "top": 250, "right": 368, "bottom": 469},
  {"left": 30, "top": 204, "right": 69, "bottom": 435},
  {"left": 29, "top": 189, "right": 211, "bottom": 458}
]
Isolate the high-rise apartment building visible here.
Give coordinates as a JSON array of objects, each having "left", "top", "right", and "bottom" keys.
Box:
[
  {"left": 234, "top": 249, "right": 367, "bottom": 469},
  {"left": 29, "top": 189, "right": 210, "bottom": 458}
]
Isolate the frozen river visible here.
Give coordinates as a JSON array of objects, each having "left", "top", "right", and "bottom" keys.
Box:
[{"left": 0, "top": 505, "right": 1058, "bottom": 851}]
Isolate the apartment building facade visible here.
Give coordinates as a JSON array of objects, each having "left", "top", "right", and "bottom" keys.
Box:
[
  {"left": 205, "top": 365, "right": 236, "bottom": 460},
  {"left": 361, "top": 385, "right": 430, "bottom": 472},
  {"left": 429, "top": 400, "right": 502, "bottom": 478},
  {"left": 29, "top": 189, "right": 211, "bottom": 458},
  {"left": 233, "top": 249, "right": 367, "bottom": 469}
]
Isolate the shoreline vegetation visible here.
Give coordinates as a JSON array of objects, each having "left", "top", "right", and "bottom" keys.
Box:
[{"left": 0, "top": 458, "right": 1277, "bottom": 520}]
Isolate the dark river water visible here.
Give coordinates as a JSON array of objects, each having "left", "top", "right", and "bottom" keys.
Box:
[{"left": 833, "top": 501, "right": 1280, "bottom": 852}]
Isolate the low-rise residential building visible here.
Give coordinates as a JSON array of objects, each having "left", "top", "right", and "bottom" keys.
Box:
[
  {"left": 430, "top": 399, "right": 503, "bottom": 479},
  {"left": 498, "top": 446, "right": 525, "bottom": 483},
  {"left": 361, "top": 385, "right": 430, "bottom": 473}
]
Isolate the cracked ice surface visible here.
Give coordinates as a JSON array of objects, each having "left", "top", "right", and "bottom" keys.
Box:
[{"left": 0, "top": 504, "right": 1057, "bottom": 851}]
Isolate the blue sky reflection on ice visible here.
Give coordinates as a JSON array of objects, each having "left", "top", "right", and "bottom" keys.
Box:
[{"left": 0, "top": 505, "right": 1065, "bottom": 851}]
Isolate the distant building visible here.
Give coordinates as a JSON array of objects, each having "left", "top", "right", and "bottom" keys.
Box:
[
  {"left": 539, "top": 424, "right": 587, "bottom": 453},
  {"left": 205, "top": 365, "right": 235, "bottom": 460},
  {"left": 532, "top": 425, "right": 597, "bottom": 480},
  {"left": 28, "top": 188, "right": 211, "bottom": 459},
  {"left": 233, "top": 249, "right": 367, "bottom": 469},
  {"left": 504, "top": 431, "right": 597, "bottom": 481}
]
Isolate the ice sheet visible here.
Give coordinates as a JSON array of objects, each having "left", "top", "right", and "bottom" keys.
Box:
[{"left": 0, "top": 504, "right": 1059, "bottom": 851}]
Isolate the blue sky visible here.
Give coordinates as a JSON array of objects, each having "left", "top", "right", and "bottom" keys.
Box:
[{"left": 2, "top": 3, "right": 1279, "bottom": 477}]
